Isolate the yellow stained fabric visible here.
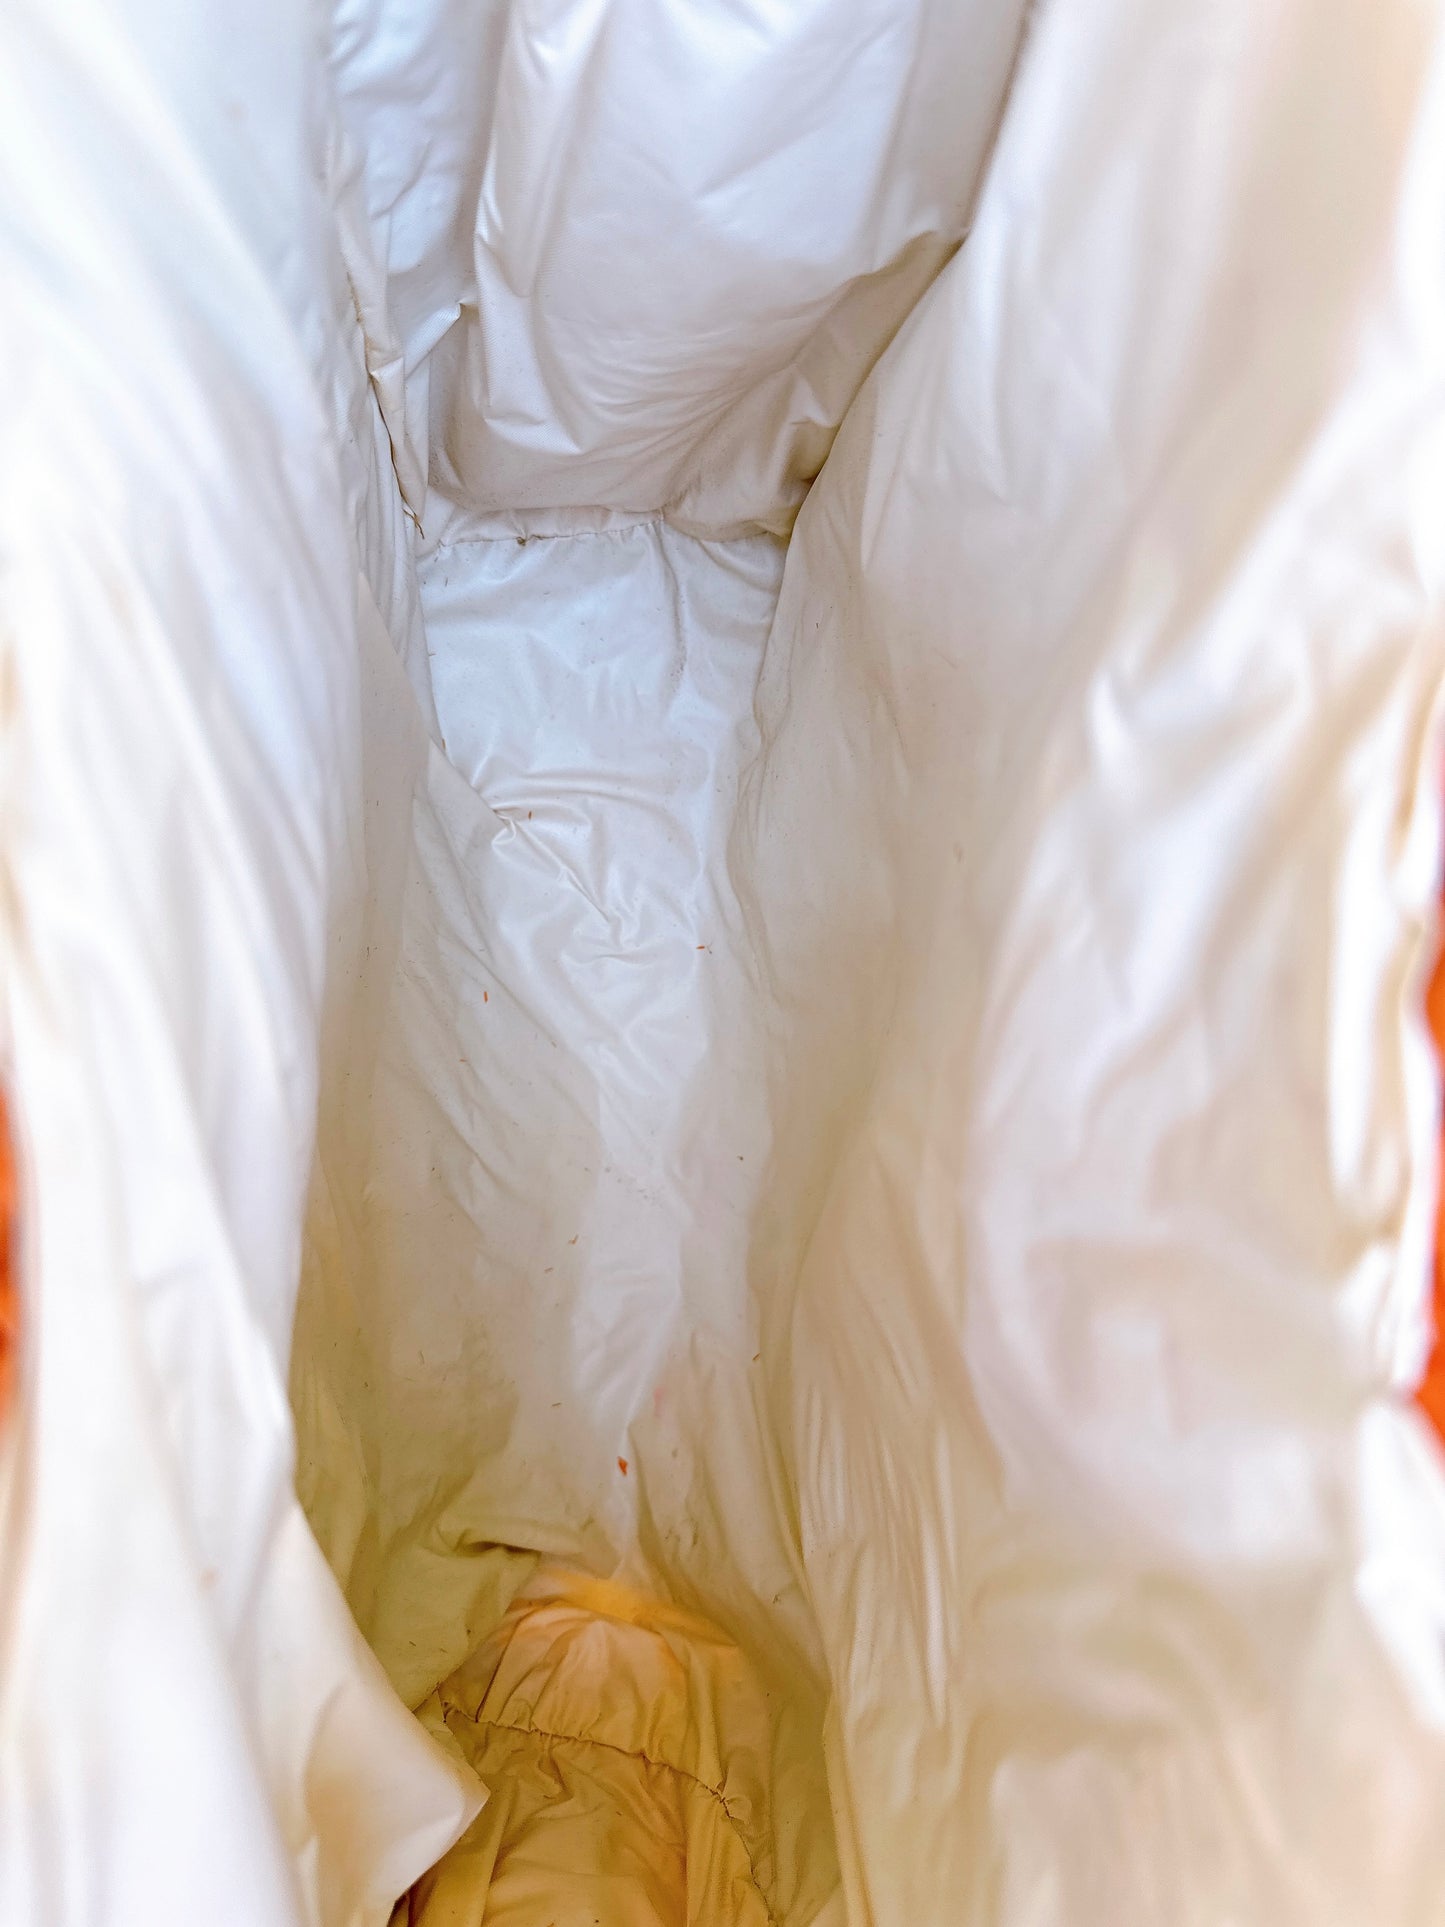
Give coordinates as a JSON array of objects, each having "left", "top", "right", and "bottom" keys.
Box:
[{"left": 406, "top": 1572, "right": 777, "bottom": 1927}]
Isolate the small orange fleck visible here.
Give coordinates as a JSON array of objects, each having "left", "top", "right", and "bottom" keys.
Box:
[
  {"left": 617, "top": 1457, "right": 629, "bottom": 1476},
  {"left": 483, "top": 990, "right": 489, "bottom": 1003},
  {"left": 569, "top": 1235, "right": 578, "bottom": 1245},
  {"left": 696, "top": 944, "right": 706, "bottom": 951}
]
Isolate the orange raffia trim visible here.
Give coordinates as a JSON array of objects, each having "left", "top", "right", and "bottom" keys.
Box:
[
  {"left": 0, "top": 1098, "right": 12, "bottom": 1424},
  {"left": 1420, "top": 915, "right": 1445, "bottom": 1439}
]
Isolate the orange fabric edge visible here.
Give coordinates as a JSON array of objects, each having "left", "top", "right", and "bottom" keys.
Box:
[
  {"left": 0, "top": 1097, "right": 12, "bottom": 1424},
  {"left": 1419, "top": 918, "right": 1445, "bottom": 1438}
]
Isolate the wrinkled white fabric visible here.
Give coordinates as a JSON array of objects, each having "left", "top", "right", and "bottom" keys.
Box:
[
  {"left": 302, "top": 1, "right": 1445, "bottom": 1923},
  {"left": 0, "top": 5, "right": 477, "bottom": 1925},
  {"left": 293, "top": 517, "right": 841, "bottom": 1923},
  {"left": 9, "top": 0, "right": 1445, "bottom": 1924},
  {"left": 736, "top": 2, "right": 1445, "bottom": 1920},
  {"left": 329, "top": 0, "right": 1028, "bottom": 536}
]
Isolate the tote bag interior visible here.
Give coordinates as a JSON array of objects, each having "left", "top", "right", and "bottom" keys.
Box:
[{"left": 5, "top": 3, "right": 1445, "bottom": 1925}]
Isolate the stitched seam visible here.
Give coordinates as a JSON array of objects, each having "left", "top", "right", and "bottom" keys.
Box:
[{"left": 427, "top": 514, "right": 664, "bottom": 552}]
